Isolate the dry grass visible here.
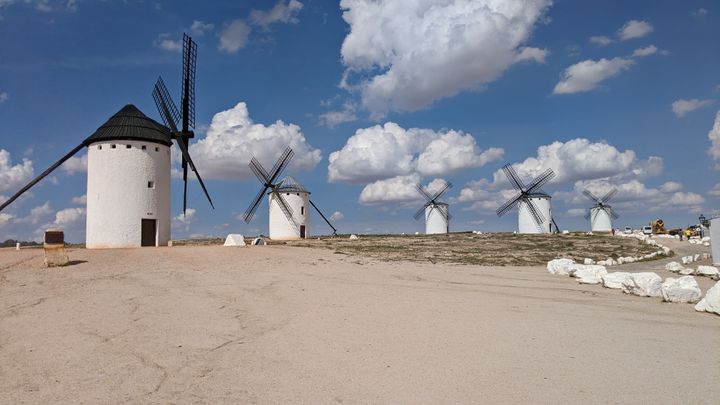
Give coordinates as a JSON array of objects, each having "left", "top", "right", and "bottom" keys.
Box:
[{"left": 286, "top": 232, "right": 662, "bottom": 266}]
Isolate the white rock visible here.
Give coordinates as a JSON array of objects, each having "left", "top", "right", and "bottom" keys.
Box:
[
  {"left": 583, "top": 258, "right": 595, "bottom": 265},
  {"left": 703, "top": 242, "right": 711, "bottom": 247},
  {"left": 617, "top": 257, "right": 625, "bottom": 265},
  {"left": 695, "top": 281, "right": 720, "bottom": 315},
  {"left": 681, "top": 256, "right": 691, "bottom": 265},
  {"left": 622, "top": 272, "right": 663, "bottom": 297},
  {"left": 702, "top": 236, "right": 711, "bottom": 242},
  {"left": 569, "top": 264, "right": 608, "bottom": 284},
  {"left": 601, "top": 272, "right": 633, "bottom": 289},
  {"left": 702, "top": 253, "right": 710, "bottom": 260},
  {"left": 678, "top": 267, "right": 696, "bottom": 276},
  {"left": 696, "top": 266, "right": 720, "bottom": 278},
  {"left": 547, "top": 258, "right": 575, "bottom": 275},
  {"left": 597, "top": 260, "right": 607, "bottom": 266},
  {"left": 251, "top": 238, "right": 266, "bottom": 246},
  {"left": 661, "top": 276, "right": 702, "bottom": 303},
  {"left": 223, "top": 234, "right": 246, "bottom": 247},
  {"left": 349, "top": 234, "right": 359, "bottom": 240},
  {"left": 665, "top": 262, "right": 684, "bottom": 273},
  {"left": 694, "top": 254, "right": 701, "bottom": 262},
  {"left": 662, "top": 247, "right": 671, "bottom": 254},
  {"left": 562, "top": 230, "right": 570, "bottom": 234}
]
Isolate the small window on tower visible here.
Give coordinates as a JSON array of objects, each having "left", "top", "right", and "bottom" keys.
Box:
[
  {"left": 126, "top": 144, "right": 131, "bottom": 149},
  {"left": 111, "top": 144, "right": 116, "bottom": 149},
  {"left": 141, "top": 145, "right": 146, "bottom": 150},
  {"left": 98, "top": 145, "right": 102, "bottom": 150},
  {"left": 301, "top": 206, "right": 304, "bottom": 215},
  {"left": 155, "top": 147, "right": 159, "bottom": 152},
  {"left": 148, "top": 181, "right": 155, "bottom": 189}
]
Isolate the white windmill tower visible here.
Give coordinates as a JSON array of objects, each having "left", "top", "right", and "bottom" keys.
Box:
[
  {"left": 582, "top": 188, "right": 619, "bottom": 232},
  {"left": 496, "top": 164, "right": 557, "bottom": 234},
  {"left": 414, "top": 181, "right": 452, "bottom": 234},
  {"left": 243, "top": 147, "right": 338, "bottom": 240},
  {"left": 0, "top": 34, "right": 214, "bottom": 248}
]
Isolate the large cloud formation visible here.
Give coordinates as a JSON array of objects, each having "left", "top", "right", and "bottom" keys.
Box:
[
  {"left": 359, "top": 175, "right": 449, "bottom": 205},
  {"left": 339, "top": 0, "right": 551, "bottom": 118},
  {"left": 328, "top": 122, "right": 503, "bottom": 184},
  {"left": 188, "top": 102, "right": 322, "bottom": 180},
  {"left": 707, "top": 111, "right": 720, "bottom": 162},
  {"left": 0, "top": 149, "right": 34, "bottom": 196},
  {"left": 459, "top": 138, "right": 681, "bottom": 213}
]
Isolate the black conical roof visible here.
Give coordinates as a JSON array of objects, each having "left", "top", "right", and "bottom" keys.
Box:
[{"left": 83, "top": 104, "right": 173, "bottom": 147}]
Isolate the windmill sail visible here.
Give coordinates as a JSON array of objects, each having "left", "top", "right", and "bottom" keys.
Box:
[{"left": 496, "top": 164, "right": 556, "bottom": 233}]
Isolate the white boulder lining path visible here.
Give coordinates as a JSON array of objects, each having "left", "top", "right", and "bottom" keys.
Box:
[
  {"left": 589, "top": 232, "right": 671, "bottom": 267},
  {"left": 547, "top": 257, "right": 717, "bottom": 316}
]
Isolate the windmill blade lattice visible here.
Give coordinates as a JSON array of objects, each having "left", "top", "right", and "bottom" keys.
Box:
[
  {"left": 151, "top": 33, "right": 213, "bottom": 216},
  {"left": 243, "top": 147, "right": 296, "bottom": 226},
  {"left": 413, "top": 180, "right": 452, "bottom": 221},
  {"left": 496, "top": 164, "right": 555, "bottom": 231}
]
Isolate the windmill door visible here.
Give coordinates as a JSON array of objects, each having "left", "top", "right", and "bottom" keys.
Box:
[
  {"left": 141, "top": 219, "right": 156, "bottom": 247},
  {"left": 300, "top": 225, "right": 306, "bottom": 238}
]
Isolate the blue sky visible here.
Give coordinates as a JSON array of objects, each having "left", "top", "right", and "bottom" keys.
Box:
[{"left": 1, "top": 0, "right": 719, "bottom": 242}]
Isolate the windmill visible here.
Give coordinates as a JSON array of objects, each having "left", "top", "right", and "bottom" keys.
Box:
[
  {"left": 242, "top": 147, "right": 337, "bottom": 239},
  {"left": 0, "top": 33, "right": 212, "bottom": 248},
  {"left": 413, "top": 181, "right": 452, "bottom": 234},
  {"left": 152, "top": 33, "right": 213, "bottom": 216},
  {"left": 583, "top": 188, "right": 619, "bottom": 232},
  {"left": 496, "top": 164, "right": 557, "bottom": 234}
]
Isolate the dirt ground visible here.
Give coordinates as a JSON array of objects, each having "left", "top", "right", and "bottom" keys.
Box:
[{"left": 0, "top": 237, "right": 718, "bottom": 404}]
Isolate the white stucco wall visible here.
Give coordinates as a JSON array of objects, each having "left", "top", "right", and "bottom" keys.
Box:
[
  {"left": 518, "top": 197, "right": 552, "bottom": 234},
  {"left": 86, "top": 140, "right": 171, "bottom": 248},
  {"left": 425, "top": 203, "right": 449, "bottom": 234},
  {"left": 268, "top": 191, "right": 309, "bottom": 240},
  {"left": 590, "top": 207, "right": 613, "bottom": 232}
]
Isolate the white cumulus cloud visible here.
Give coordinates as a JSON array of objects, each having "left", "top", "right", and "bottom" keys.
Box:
[
  {"left": 618, "top": 20, "right": 653, "bottom": 40},
  {"left": 672, "top": 99, "right": 714, "bottom": 118},
  {"left": 71, "top": 194, "right": 86, "bottom": 205},
  {"left": 0, "top": 149, "right": 34, "bottom": 195},
  {"left": 190, "top": 20, "right": 214, "bottom": 36},
  {"left": 219, "top": 20, "right": 251, "bottom": 53},
  {"left": 553, "top": 57, "right": 635, "bottom": 94},
  {"left": 708, "top": 111, "right": 720, "bottom": 162},
  {"left": 250, "top": 0, "right": 303, "bottom": 29},
  {"left": 660, "top": 181, "right": 682, "bottom": 193},
  {"left": 0, "top": 91, "right": 8, "bottom": 103},
  {"left": 329, "top": 211, "right": 344, "bottom": 221},
  {"left": 589, "top": 35, "right": 612, "bottom": 46},
  {"left": 359, "top": 175, "right": 448, "bottom": 205},
  {"left": 328, "top": 122, "right": 503, "bottom": 184},
  {"left": 339, "top": 0, "right": 551, "bottom": 118},
  {"left": 318, "top": 102, "right": 357, "bottom": 128},
  {"left": 154, "top": 33, "right": 182, "bottom": 52},
  {"left": 188, "top": 102, "right": 321, "bottom": 180},
  {"left": 61, "top": 153, "right": 87, "bottom": 175},
  {"left": 53, "top": 207, "right": 85, "bottom": 226},
  {"left": 632, "top": 45, "right": 658, "bottom": 57}
]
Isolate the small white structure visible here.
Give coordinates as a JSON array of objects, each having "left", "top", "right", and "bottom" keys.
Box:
[
  {"left": 590, "top": 207, "right": 613, "bottom": 232},
  {"left": 85, "top": 105, "right": 171, "bottom": 248},
  {"left": 518, "top": 193, "right": 552, "bottom": 234},
  {"left": 224, "top": 234, "right": 246, "bottom": 246},
  {"left": 425, "top": 203, "right": 449, "bottom": 234},
  {"left": 269, "top": 176, "right": 310, "bottom": 240},
  {"left": 710, "top": 216, "right": 720, "bottom": 265}
]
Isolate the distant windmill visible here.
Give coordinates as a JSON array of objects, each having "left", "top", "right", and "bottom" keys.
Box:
[
  {"left": 496, "top": 164, "right": 557, "bottom": 234},
  {"left": 242, "top": 147, "right": 337, "bottom": 239},
  {"left": 0, "top": 33, "right": 212, "bottom": 248},
  {"left": 414, "top": 181, "right": 452, "bottom": 234},
  {"left": 583, "top": 188, "right": 619, "bottom": 232}
]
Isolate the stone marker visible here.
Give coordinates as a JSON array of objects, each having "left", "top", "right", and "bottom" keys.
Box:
[
  {"left": 16, "top": 242, "right": 20, "bottom": 250},
  {"left": 349, "top": 234, "right": 359, "bottom": 240},
  {"left": 43, "top": 229, "right": 69, "bottom": 267},
  {"left": 224, "top": 234, "right": 246, "bottom": 247}
]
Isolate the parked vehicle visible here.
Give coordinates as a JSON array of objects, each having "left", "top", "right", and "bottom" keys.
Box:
[
  {"left": 642, "top": 226, "right": 652, "bottom": 235},
  {"left": 623, "top": 226, "right": 633, "bottom": 234}
]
